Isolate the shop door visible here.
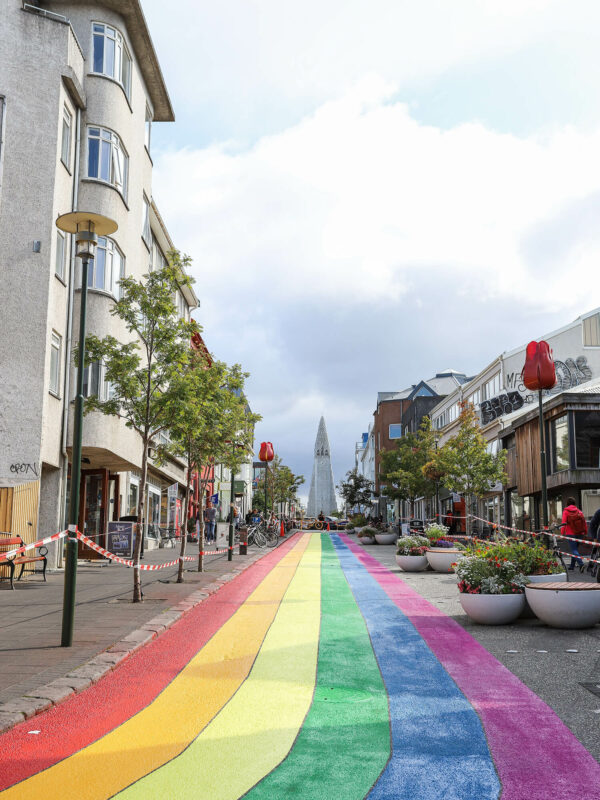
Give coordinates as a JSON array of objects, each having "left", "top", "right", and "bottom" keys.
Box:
[{"left": 78, "top": 470, "right": 108, "bottom": 559}]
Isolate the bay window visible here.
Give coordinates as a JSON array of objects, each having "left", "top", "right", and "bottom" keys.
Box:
[
  {"left": 92, "top": 22, "right": 132, "bottom": 98},
  {"left": 87, "top": 126, "right": 128, "bottom": 196}
]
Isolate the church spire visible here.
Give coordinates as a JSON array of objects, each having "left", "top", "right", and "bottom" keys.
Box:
[{"left": 307, "top": 417, "right": 337, "bottom": 517}]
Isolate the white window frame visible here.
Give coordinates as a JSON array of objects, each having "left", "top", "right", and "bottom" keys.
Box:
[
  {"left": 50, "top": 331, "right": 61, "bottom": 396},
  {"left": 145, "top": 104, "right": 152, "bottom": 153},
  {"left": 61, "top": 105, "right": 72, "bottom": 168},
  {"left": 81, "top": 235, "right": 124, "bottom": 297},
  {"left": 389, "top": 423, "right": 402, "bottom": 439},
  {"left": 150, "top": 236, "right": 166, "bottom": 272},
  {"left": 142, "top": 194, "right": 151, "bottom": 247},
  {"left": 583, "top": 313, "right": 600, "bottom": 347},
  {"left": 91, "top": 22, "right": 132, "bottom": 98},
  {"left": 87, "top": 125, "right": 128, "bottom": 197},
  {"left": 82, "top": 361, "right": 113, "bottom": 401},
  {"left": 55, "top": 230, "right": 66, "bottom": 281}
]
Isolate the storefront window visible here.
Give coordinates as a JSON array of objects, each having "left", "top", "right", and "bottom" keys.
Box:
[
  {"left": 548, "top": 496, "right": 564, "bottom": 526},
  {"left": 128, "top": 480, "right": 138, "bottom": 517},
  {"left": 552, "top": 415, "right": 570, "bottom": 472},
  {"left": 575, "top": 411, "right": 600, "bottom": 469},
  {"left": 511, "top": 494, "right": 532, "bottom": 532}
]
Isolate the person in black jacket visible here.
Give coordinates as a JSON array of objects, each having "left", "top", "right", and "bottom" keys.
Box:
[{"left": 588, "top": 507, "right": 600, "bottom": 541}]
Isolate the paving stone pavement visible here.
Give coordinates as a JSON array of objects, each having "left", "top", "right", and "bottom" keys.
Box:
[{"left": 0, "top": 537, "right": 283, "bottom": 729}]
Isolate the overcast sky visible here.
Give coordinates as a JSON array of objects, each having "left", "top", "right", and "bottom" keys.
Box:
[{"left": 143, "top": 0, "right": 600, "bottom": 503}]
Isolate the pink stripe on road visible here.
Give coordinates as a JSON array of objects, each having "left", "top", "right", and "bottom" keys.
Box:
[{"left": 338, "top": 533, "right": 600, "bottom": 800}]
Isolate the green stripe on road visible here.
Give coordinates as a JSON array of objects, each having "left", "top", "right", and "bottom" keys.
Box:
[{"left": 245, "top": 533, "right": 390, "bottom": 800}]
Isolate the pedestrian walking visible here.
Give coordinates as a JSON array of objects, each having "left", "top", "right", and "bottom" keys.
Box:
[
  {"left": 204, "top": 501, "right": 217, "bottom": 543},
  {"left": 561, "top": 497, "right": 586, "bottom": 569}
]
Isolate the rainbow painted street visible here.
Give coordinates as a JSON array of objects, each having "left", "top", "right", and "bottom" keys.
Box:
[{"left": 2, "top": 532, "right": 600, "bottom": 799}]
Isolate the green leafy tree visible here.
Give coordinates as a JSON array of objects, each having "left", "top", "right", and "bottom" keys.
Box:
[
  {"left": 337, "top": 468, "right": 373, "bottom": 515},
  {"left": 83, "top": 252, "right": 197, "bottom": 602},
  {"left": 432, "top": 402, "right": 507, "bottom": 536},
  {"left": 159, "top": 353, "right": 260, "bottom": 579},
  {"left": 379, "top": 417, "right": 437, "bottom": 517}
]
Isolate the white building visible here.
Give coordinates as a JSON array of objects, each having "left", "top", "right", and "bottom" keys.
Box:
[{"left": 0, "top": 1, "right": 197, "bottom": 562}]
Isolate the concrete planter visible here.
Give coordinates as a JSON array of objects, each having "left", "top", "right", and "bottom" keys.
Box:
[
  {"left": 459, "top": 592, "right": 525, "bottom": 625},
  {"left": 521, "top": 572, "right": 567, "bottom": 618},
  {"left": 375, "top": 532, "right": 397, "bottom": 545},
  {"left": 358, "top": 535, "right": 376, "bottom": 546},
  {"left": 395, "top": 554, "right": 428, "bottom": 572},
  {"left": 525, "top": 583, "right": 600, "bottom": 628},
  {"left": 426, "top": 548, "right": 464, "bottom": 573}
]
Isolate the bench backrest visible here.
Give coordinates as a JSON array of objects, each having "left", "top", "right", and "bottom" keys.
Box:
[{"left": 0, "top": 536, "right": 24, "bottom": 551}]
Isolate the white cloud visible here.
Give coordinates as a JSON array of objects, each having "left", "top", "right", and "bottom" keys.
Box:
[{"left": 152, "top": 75, "right": 600, "bottom": 482}]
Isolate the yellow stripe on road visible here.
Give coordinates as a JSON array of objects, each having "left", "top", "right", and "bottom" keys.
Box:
[
  {"left": 118, "top": 533, "right": 322, "bottom": 800},
  {"left": 5, "top": 535, "right": 311, "bottom": 800}
]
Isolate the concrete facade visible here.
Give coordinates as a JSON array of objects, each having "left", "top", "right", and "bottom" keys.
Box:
[
  {"left": 0, "top": 1, "right": 197, "bottom": 562},
  {"left": 307, "top": 417, "right": 337, "bottom": 517}
]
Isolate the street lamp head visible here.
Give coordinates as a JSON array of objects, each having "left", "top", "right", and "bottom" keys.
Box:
[{"left": 55, "top": 211, "right": 117, "bottom": 261}]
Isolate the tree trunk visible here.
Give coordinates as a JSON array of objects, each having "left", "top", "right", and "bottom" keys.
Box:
[
  {"left": 465, "top": 493, "right": 472, "bottom": 538},
  {"left": 133, "top": 434, "right": 149, "bottom": 603},
  {"left": 177, "top": 452, "right": 191, "bottom": 583}
]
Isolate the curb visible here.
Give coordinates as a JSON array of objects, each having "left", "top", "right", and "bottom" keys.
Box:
[{"left": 0, "top": 547, "right": 273, "bottom": 734}]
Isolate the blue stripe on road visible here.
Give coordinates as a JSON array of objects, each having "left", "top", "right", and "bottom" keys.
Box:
[{"left": 330, "top": 534, "right": 501, "bottom": 800}]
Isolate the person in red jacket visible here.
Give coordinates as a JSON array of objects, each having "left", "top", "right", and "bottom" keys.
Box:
[{"left": 560, "top": 497, "right": 586, "bottom": 570}]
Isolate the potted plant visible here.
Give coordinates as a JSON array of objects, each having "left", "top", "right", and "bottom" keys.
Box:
[
  {"left": 455, "top": 556, "right": 527, "bottom": 624},
  {"left": 395, "top": 535, "right": 429, "bottom": 571},
  {"left": 483, "top": 540, "right": 566, "bottom": 617},
  {"left": 425, "top": 523, "right": 465, "bottom": 572},
  {"left": 357, "top": 526, "right": 377, "bottom": 545},
  {"left": 375, "top": 527, "right": 397, "bottom": 545}
]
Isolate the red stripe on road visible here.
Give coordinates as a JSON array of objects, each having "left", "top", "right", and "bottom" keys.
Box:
[{"left": 0, "top": 533, "right": 301, "bottom": 790}]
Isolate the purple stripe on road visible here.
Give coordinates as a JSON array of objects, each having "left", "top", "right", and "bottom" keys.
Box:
[{"left": 338, "top": 533, "right": 600, "bottom": 800}]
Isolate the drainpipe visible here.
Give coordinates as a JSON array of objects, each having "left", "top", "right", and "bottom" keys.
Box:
[{"left": 58, "top": 106, "right": 81, "bottom": 564}]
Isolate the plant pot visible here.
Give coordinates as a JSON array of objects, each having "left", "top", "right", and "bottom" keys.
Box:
[
  {"left": 395, "top": 554, "right": 428, "bottom": 572},
  {"left": 426, "top": 548, "right": 464, "bottom": 573},
  {"left": 520, "top": 572, "right": 567, "bottom": 618},
  {"left": 358, "top": 536, "right": 375, "bottom": 546},
  {"left": 459, "top": 593, "right": 525, "bottom": 625},
  {"left": 524, "top": 583, "right": 600, "bottom": 628},
  {"left": 375, "top": 532, "right": 397, "bottom": 545}
]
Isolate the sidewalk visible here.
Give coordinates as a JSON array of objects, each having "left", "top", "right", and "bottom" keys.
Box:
[{"left": 0, "top": 536, "right": 285, "bottom": 727}]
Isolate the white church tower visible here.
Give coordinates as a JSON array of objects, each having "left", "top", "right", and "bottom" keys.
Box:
[{"left": 307, "top": 417, "right": 338, "bottom": 517}]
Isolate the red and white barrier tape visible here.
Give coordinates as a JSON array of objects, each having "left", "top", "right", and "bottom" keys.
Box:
[
  {"left": 468, "top": 513, "right": 600, "bottom": 549},
  {"left": 0, "top": 529, "right": 68, "bottom": 563},
  {"left": 558, "top": 550, "right": 600, "bottom": 566}
]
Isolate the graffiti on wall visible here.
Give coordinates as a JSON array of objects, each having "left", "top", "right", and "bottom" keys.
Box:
[
  {"left": 480, "top": 392, "right": 525, "bottom": 425},
  {"left": 482, "top": 355, "right": 593, "bottom": 424}
]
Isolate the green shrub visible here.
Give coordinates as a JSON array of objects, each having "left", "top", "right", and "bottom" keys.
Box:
[
  {"left": 455, "top": 556, "right": 528, "bottom": 594},
  {"left": 351, "top": 514, "right": 368, "bottom": 527},
  {"left": 483, "top": 540, "right": 563, "bottom": 576}
]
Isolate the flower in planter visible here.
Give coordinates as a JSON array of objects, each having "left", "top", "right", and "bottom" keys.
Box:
[
  {"left": 396, "top": 535, "right": 429, "bottom": 556},
  {"left": 483, "top": 540, "right": 563, "bottom": 576},
  {"left": 455, "top": 555, "right": 527, "bottom": 594}
]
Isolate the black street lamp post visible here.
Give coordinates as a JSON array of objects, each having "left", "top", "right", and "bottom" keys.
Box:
[{"left": 55, "top": 212, "right": 117, "bottom": 647}]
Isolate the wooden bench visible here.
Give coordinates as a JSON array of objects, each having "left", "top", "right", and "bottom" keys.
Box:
[{"left": 0, "top": 535, "right": 48, "bottom": 590}]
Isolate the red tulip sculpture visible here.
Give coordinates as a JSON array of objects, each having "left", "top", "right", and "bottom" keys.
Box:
[
  {"left": 258, "top": 442, "right": 274, "bottom": 462},
  {"left": 522, "top": 340, "right": 556, "bottom": 391}
]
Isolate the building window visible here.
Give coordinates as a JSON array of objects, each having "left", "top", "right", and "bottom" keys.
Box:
[
  {"left": 150, "top": 237, "right": 166, "bottom": 271},
  {"left": 61, "top": 106, "right": 72, "bottom": 167},
  {"left": 583, "top": 313, "right": 600, "bottom": 347},
  {"left": 145, "top": 105, "right": 152, "bottom": 153},
  {"left": 175, "top": 289, "right": 188, "bottom": 320},
  {"left": 87, "top": 126, "right": 128, "bottom": 196},
  {"left": 82, "top": 361, "right": 113, "bottom": 401},
  {"left": 483, "top": 373, "right": 501, "bottom": 400},
  {"left": 469, "top": 388, "right": 481, "bottom": 407},
  {"left": 81, "top": 236, "right": 124, "bottom": 297},
  {"left": 142, "top": 194, "right": 151, "bottom": 247},
  {"left": 92, "top": 22, "right": 132, "bottom": 98},
  {"left": 128, "top": 478, "right": 139, "bottom": 517},
  {"left": 50, "top": 332, "right": 61, "bottom": 395},
  {"left": 575, "top": 411, "right": 600, "bottom": 468},
  {"left": 389, "top": 423, "right": 402, "bottom": 439},
  {"left": 55, "top": 231, "right": 66, "bottom": 280},
  {"left": 552, "top": 414, "right": 570, "bottom": 472}
]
